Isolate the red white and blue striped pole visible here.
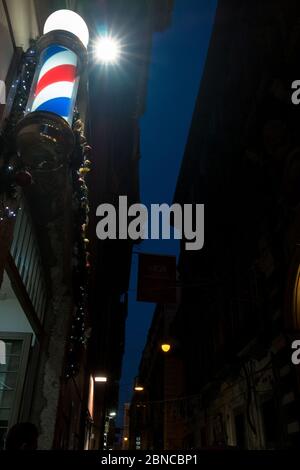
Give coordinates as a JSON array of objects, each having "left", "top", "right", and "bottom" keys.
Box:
[
  {"left": 17, "top": 10, "right": 89, "bottom": 169},
  {"left": 28, "top": 45, "right": 79, "bottom": 124}
]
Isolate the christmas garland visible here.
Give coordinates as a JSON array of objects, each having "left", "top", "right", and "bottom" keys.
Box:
[
  {"left": 65, "top": 115, "right": 92, "bottom": 379},
  {"left": 0, "top": 44, "right": 37, "bottom": 221}
]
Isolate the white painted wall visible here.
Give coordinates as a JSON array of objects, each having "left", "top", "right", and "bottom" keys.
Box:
[
  {"left": 6, "top": 0, "right": 39, "bottom": 50},
  {"left": 0, "top": 1, "right": 14, "bottom": 82},
  {"left": 0, "top": 271, "right": 33, "bottom": 335}
]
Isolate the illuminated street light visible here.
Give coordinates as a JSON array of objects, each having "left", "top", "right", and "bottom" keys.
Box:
[
  {"left": 95, "top": 36, "right": 121, "bottom": 63},
  {"left": 123, "top": 437, "right": 128, "bottom": 442},
  {"left": 134, "top": 377, "right": 144, "bottom": 392},
  {"left": 94, "top": 376, "right": 107, "bottom": 383},
  {"left": 161, "top": 343, "right": 171, "bottom": 353},
  {"left": 109, "top": 411, "right": 116, "bottom": 417}
]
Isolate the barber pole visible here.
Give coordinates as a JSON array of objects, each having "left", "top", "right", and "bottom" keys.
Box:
[
  {"left": 28, "top": 45, "right": 78, "bottom": 125},
  {"left": 16, "top": 10, "right": 89, "bottom": 169}
]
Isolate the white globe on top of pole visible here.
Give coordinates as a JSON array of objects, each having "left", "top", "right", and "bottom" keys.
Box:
[{"left": 43, "top": 9, "right": 89, "bottom": 48}]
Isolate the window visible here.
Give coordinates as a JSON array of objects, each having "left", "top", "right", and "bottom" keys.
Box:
[{"left": 0, "top": 332, "right": 31, "bottom": 449}]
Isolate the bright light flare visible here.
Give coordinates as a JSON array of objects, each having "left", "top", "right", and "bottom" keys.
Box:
[{"left": 95, "top": 36, "right": 121, "bottom": 64}]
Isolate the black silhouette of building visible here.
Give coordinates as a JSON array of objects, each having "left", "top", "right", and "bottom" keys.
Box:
[
  {"left": 132, "top": 0, "right": 300, "bottom": 450},
  {"left": 173, "top": 0, "right": 300, "bottom": 449}
]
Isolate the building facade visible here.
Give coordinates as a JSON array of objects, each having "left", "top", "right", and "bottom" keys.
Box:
[
  {"left": 0, "top": 0, "right": 92, "bottom": 450},
  {"left": 1, "top": 0, "right": 174, "bottom": 450},
  {"left": 174, "top": 0, "right": 300, "bottom": 450},
  {"left": 131, "top": 0, "right": 300, "bottom": 450},
  {"left": 129, "top": 300, "right": 188, "bottom": 451}
]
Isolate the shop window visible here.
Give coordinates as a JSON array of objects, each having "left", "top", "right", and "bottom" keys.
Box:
[{"left": 0, "top": 332, "right": 31, "bottom": 449}]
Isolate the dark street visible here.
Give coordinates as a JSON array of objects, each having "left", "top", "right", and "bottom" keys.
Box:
[{"left": 0, "top": 0, "right": 300, "bottom": 462}]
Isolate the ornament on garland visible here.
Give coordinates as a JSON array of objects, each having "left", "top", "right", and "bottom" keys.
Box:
[
  {"left": 65, "top": 114, "right": 92, "bottom": 379},
  {"left": 83, "top": 145, "right": 92, "bottom": 158},
  {"left": 85, "top": 252, "right": 91, "bottom": 269},
  {"left": 78, "top": 166, "right": 90, "bottom": 175}
]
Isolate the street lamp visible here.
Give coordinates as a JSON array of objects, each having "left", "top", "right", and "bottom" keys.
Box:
[
  {"left": 134, "top": 377, "right": 144, "bottom": 392},
  {"left": 161, "top": 343, "right": 171, "bottom": 353},
  {"left": 95, "top": 36, "right": 121, "bottom": 64},
  {"left": 109, "top": 411, "right": 116, "bottom": 418},
  {"left": 16, "top": 9, "right": 89, "bottom": 169},
  {"left": 94, "top": 376, "right": 107, "bottom": 383}
]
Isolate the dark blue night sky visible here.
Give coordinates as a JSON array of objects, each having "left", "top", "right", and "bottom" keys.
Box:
[{"left": 118, "top": 0, "right": 217, "bottom": 425}]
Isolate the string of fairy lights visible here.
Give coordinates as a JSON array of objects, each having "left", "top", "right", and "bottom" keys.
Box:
[{"left": 0, "top": 44, "right": 37, "bottom": 221}]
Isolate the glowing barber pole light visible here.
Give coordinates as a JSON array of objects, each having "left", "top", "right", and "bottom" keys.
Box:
[
  {"left": 26, "top": 10, "right": 89, "bottom": 125},
  {"left": 17, "top": 10, "right": 89, "bottom": 170},
  {"left": 28, "top": 46, "right": 78, "bottom": 123}
]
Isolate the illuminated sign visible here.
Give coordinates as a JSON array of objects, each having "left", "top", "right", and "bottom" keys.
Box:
[{"left": 27, "top": 45, "right": 78, "bottom": 125}]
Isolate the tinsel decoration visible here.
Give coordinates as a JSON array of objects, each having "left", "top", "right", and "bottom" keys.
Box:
[
  {"left": 0, "top": 44, "right": 36, "bottom": 222},
  {"left": 65, "top": 114, "right": 92, "bottom": 379}
]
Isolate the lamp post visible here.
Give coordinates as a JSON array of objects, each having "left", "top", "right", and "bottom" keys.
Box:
[{"left": 16, "top": 9, "right": 89, "bottom": 170}]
